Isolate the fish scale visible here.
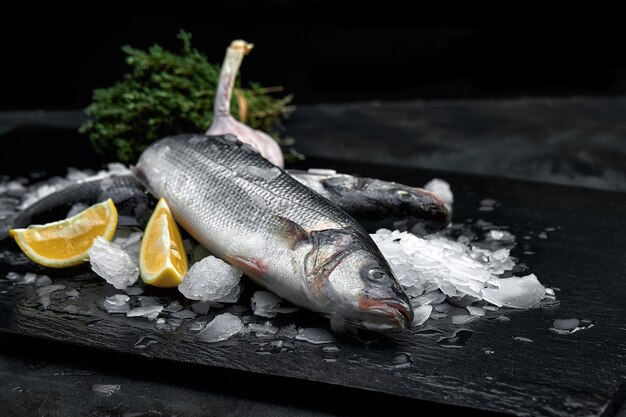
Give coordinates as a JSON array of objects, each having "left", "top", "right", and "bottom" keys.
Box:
[
  {"left": 160, "top": 135, "right": 354, "bottom": 232},
  {"left": 138, "top": 134, "right": 413, "bottom": 332}
]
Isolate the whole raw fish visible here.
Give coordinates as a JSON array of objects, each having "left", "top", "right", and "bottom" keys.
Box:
[
  {"left": 1, "top": 175, "right": 154, "bottom": 240},
  {"left": 289, "top": 169, "right": 451, "bottom": 233},
  {"left": 137, "top": 134, "right": 413, "bottom": 332}
]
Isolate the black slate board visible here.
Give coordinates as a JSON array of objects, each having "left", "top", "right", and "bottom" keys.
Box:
[{"left": 1, "top": 158, "right": 625, "bottom": 417}]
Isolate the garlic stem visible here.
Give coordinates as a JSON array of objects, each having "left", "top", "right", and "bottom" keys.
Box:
[{"left": 213, "top": 40, "right": 254, "bottom": 118}]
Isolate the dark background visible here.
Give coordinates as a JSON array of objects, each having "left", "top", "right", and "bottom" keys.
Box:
[
  {"left": 2, "top": 9, "right": 626, "bottom": 417},
  {"left": 2, "top": 7, "right": 626, "bottom": 110}
]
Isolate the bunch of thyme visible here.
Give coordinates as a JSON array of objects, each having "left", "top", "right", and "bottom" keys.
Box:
[{"left": 80, "top": 31, "right": 295, "bottom": 164}]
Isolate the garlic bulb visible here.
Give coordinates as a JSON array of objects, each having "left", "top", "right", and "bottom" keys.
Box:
[{"left": 207, "top": 40, "right": 284, "bottom": 167}]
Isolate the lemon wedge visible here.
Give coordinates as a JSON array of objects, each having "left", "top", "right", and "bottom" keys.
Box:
[
  {"left": 10, "top": 198, "right": 118, "bottom": 268},
  {"left": 139, "top": 198, "right": 188, "bottom": 288}
]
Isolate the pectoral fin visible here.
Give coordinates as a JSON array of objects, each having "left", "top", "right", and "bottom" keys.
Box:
[
  {"left": 224, "top": 255, "right": 268, "bottom": 277},
  {"left": 274, "top": 216, "right": 311, "bottom": 250}
]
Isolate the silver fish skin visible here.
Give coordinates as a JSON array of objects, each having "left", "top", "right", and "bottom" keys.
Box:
[
  {"left": 289, "top": 169, "right": 451, "bottom": 234},
  {"left": 137, "top": 134, "right": 413, "bottom": 333}
]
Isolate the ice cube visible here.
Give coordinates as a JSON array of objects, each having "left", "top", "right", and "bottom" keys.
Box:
[
  {"left": 5, "top": 272, "right": 21, "bottom": 281},
  {"left": 411, "top": 291, "right": 445, "bottom": 307},
  {"left": 248, "top": 321, "right": 280, "bottom": 337},
  {"left": 36, "top": 284, "right": 66, "bottom": 308},
  {"left": 171, "top": 310, "right": 197, "bottom": 320},
  {"left": 35, "top": 275, "right": 52, "bottom": 287},
  {"left": 276, "top": 324, "right": 298, "bottom": 339},
  {"left": 65, "top": 289, "right": 79, "bottom": 299},
  {"left": 156, "top": 317, "right": 183, "bottom": 331},
  {"left": 21, "top": 272, "right": 37, "bottom": 285},
  {"left": 214, "top": 284, "right": 243, "bottom": 303},
  {"left": 91, "top": 384, "right": 120, "bottom": 397},
  {"left": 19, "top": 182, "right": 68, "bottom": 210},
  {"left": 103, "top": 294, "right": 130, "bottom": 314},
  {"left": 423, "top": 178, "right": 453, "bottom": 206},
  {"left": 178, "top": 256, "right": 242, "bottom": 301},
  {"left": 106, "top": 162, "right": 132, "bottom": 176},
  {"left": 434, "top": 303, "right": 452, "bottom": 313},
  {"left": 113, "top": 231, "right": 143, "bottom": 262},
  {"left": 466, "top": 306, "right": 485, "bottom": 316},
  {"left": 66, "top": 167, "right": 93, "bottom": 182},
  {"left": 485, "top": 230, "right": 515, "bottom": 242},
  {"left": 138, "top": 296, "right": 160, "bottom": 306},
  {"left": 481, "top": 274, "right": 546, "bottom": 308},
  {"left": 196, "top": 313, "right": 244, "bottom": 343},
  {"left": 251, "top": 291, "right": 298, "bottom": 318},
  {"left": 552, "top": 318, "right": 579, "bottom": 330},
  {"left": 126, "top": 305, "right": 163, "bottom": 321},
  {"left": 411, "top": 305, "right": 432, "bottom": 326},
  {"left": 451, "top": 315, "right": 476, "bottom": 324},
  {"left": 295, "top": 328, "right": 336, "bottom": 344},
  {"left": 89, "top": 237, "right": 139, "bottom": 289},
  {"left": 307, "top": 168, "right": 337, "bottom": 175},
  {"left": 188, "top": 320, "right": 208, "bottom": 332},
  {"left": 513, "top": 336, "right": 533, "bottom": 343},
  {"left": 163, "top": 300, "right": 183, "bottom": 313},
  {"left": 251, "top": 291, "right": 281, "bottom": 318}
]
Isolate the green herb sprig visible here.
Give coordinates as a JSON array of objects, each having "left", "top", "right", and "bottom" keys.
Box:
[{"left": 80, "top": 31, "right": 295, "bottom": 164}]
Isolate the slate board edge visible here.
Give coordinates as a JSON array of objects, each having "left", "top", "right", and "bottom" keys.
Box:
[{"left": 0, "top": 322, "right": 513, "bottom": 417}]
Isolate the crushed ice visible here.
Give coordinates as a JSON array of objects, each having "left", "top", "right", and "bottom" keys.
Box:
[
  {"left": 89, "top": 237, "right": 139, "bottom": 289},
  {"left": 196, "top": 313, "right": 244, "bottom": 343},
  {"left": 15, "top": 163, "right": 132, "bottom": 210},
  {"left": 248, "top": 321, "right": 280, "bottom": 338},
  {"left": 5, "top": 271, "right": 50, "bottom": 286},
  {"left": 127, "top": 305, "right": 163, "bottom": 321},
  {"left": 91, "top": 384, "right": 121, "bottom": 397},
  {"left": 295, "top": 327, "right": 336, "bottom": 344},
  {"left": 178, "top": 256, "right": 242, "bottom": 302},
  {"left": 103, "top": 294, "right": 130, "bottom": 314},
  {"left": 372, "top": 226, "right": 550, "bottom": 326},
  {"left": 251, "top": 291, "right": 299, "bottom": 318},
  {"left": 37, "top": 284, "right": 66, "bottom": 308},
  {"left": 112, "top": 231, "right": 143, "bottom": 263}
]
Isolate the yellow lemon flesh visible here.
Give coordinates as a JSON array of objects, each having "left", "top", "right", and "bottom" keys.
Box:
[
  {"left": 9, "top": 198, "right": 118, "bottom": 268},
  {"left": 139, "top": 198, "right": 188, "bottom": 288}
]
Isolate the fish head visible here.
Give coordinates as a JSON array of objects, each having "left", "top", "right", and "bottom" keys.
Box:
[
  {"left": 304, "top": 229, "right": 413, "bottom": 333},
  {"left": 365, "top": 180, "right": 452, "bottom": 231},
  {"left": 135, "top": 136, "right": 179, "bottom": 195}
]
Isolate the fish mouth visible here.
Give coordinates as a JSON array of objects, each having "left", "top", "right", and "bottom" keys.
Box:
[
  {"left": 413, "top": 188, "right": 452, "bottom": 223},
  {"left": 357, "top": 297, "right": 413, "bottom": 333}
]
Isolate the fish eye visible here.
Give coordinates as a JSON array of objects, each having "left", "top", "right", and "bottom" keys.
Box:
[
  {"left": 395, "top": 189, "right": 416, "bottom": 202},
  {"left": 367, "top": 268, "right": 387, "bottom": 281}
]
